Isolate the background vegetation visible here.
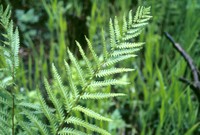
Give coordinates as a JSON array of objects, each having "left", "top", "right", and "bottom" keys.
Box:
[{"left": 0, "top": 0, "right": 200, "bottom": 134}]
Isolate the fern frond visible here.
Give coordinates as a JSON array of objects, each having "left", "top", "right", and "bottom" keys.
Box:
[
  {"left": 1, "top": 6, "right": 11, "bottom": 27},
  {"left": 0, "top": 5, "right": 20, "bottom": 79},
  {"left": 66, "top": 116, "right": 111, "bottom": 135},
  {"left": 90, "top": 79, "right": 129, "bottom": 87},
  {"left": 122, "top": 14, "right": 127, "bottom": 35},
  {"left": 0, "top": 109, "right": 9, "bottom": 118},
  {"left": 12, "top": 27, "right": 20, "bottom": 68},
  {"left": 64, "top": 61, "right": 79, "bottom": 98},
  {"left": 18, "top": 121, "right": 34, "bottom": 135},
  {"left": 44, "top": 77, "right": 64, "bottom": 121},
  {"left": 76, "top": 41, "right": 94, "bottom": 75},
  {"left": 73, "top": 105, "right": 112, "bottom": 121},
  {"left": 0, "top": 115, "right": 11, "bottom": 127},
  {"left": 96, "top": 68, "right": 134, "bottom": 77},
  {"left": 109, "top": 19, "right": 116, "bottom": 49},
  {"left": 80, "top": 93, "right": 126, "bottom": 100},
  {"left": 59, "top": 128, "right": 89, "bottom": 135},
  {"left": 85, "top": 36, "right": 99, "bottom": 66},
  {"left": 37, "top": 91, "right": 58, "bottom": 134},
  {"left": 121, "top": 6, "right": 151, "bottom": 41},
  {"left": 35, "top": 6, "right": 151, "bottom": 135},
  {"left": 24, "top": 111, "right": 49, "bottom": 135},
  {"left": 128, "top": 10, "right": 132, "bottom": 27},
  {"left": 114, "top": 16, "right": 121, "bottom": 42},
  {"left": 18, "top": 102, "right": 40, "bottom": 110},
  {"left": 0, "top": 76, "right": 13, "bottom": 90},
  {"left": 52, "top": 64, "right": 70, "bottom": 110},
  {"left": 0, "top": 124, "right": 9, "bottom": 135},
  {"left": 68, "top": 50, "right": 86, "bottom": 86},
  {"left": 0, "top": 96, "right": 12, "bottom": 107},
  {"left": 101, "top": 29, "right": 108, "bottom": 59}
]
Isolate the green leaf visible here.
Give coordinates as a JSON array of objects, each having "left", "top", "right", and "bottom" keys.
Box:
[
  {"left": 68, "top": 49, "right": 86, "bottom": 86},
  {"left": 52, "top": 63, "right": 70, "bottom": 110},
  {"left": 44, "top": 77, "right": 64, "bottom": 121},
  {"left": 85, "top": 36, "right": 99, "bottom": 66},
  {"left": 90, "top": 79, "right": 129, "bottom": 87},
  {"left": 111, "top": 48, "right": 142, "bottom": 56},
  {"left": 24, "top": 111, "right": 49, "bottom": 135},
  {"left": 37, "top": 91, "right": 58, "bottom": 134},
  {"left": 117, "top": 42, "right": 144, "bottom": 49},
  {"left": 76, "top": 41, "right": 94, "bottom": 75},
  {"left": 64, "top": 61, "right": 79, "bottom": 98},
  {"left": 66, "top": 116, "right": 111, "bottom": 135},
  {"left": 80, "top": 93, "right": 126, "bottom": 100},
  {"left": 96, "top": 68, "right": 134, "bottom": 77},
  {"left": 114, "top": 16, "right": 121, "bottom": 42},
  {"left": 109, "top": 18, "right": 116, "bottom": 49},
  {"left": 73, "top": 105, "right": 112, "bottom": 121}
]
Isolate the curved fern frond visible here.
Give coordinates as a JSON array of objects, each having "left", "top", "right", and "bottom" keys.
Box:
[
  {"left": 44, "top": 77, "right": 64, "bottom": 121},
  {"left": 34, "top": 6, "right": 151, "bottom": 135}
]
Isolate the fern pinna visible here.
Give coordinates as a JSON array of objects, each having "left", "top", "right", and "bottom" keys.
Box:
[{"left": 0, "top": 5, "right": 151, "bottom": 135}]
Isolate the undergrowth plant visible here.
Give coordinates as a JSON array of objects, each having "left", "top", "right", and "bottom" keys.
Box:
[
  {"left": 0, "top": 5, "right": 19, "bottom": 135},
  {"left": 0, "top": 5, "right": 151, "bottom": 135}
]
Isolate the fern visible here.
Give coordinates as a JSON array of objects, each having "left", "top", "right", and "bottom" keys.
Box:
[
  {"left": 0, "top": 5, "right": 20, "bottom": 135},
  {"left": 34, "top": 6, "right": 151, "bottom": 135},
  {"left": 0, "top": 5, "right": 151, "bottom": 135}
]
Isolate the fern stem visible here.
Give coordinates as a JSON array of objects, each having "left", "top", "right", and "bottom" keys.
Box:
[{"left": 12, "top": 93, "right": 15, "bottom": 135}]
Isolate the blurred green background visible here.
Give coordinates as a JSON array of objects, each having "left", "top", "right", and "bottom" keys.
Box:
[{"left": 1, "top": 0, "right": 200, "bottom": 134}]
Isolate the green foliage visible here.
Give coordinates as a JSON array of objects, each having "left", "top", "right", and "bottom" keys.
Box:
[
  {"left": 0, "top": 4, "right": 151, "bottom": 135},
  {"left": 0, "top": 5, "right": 20, "bottom": 135},
  {"left": 1, "top": 0, "right": 199, "bottom": 134},
  {"left": 0, "top": 5, "right": 19, "bottom": 81}
]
